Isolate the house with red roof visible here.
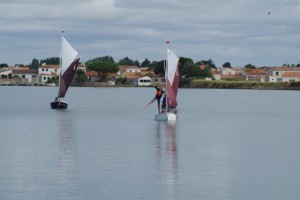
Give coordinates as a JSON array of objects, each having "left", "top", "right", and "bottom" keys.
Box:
[
  {"left": 12, "top": 69, "right": 39, "bottom": 83},
  {"left": 117, "top": 66, "right": 141, "bottom": 78},
  {"left": 85, "top": 71, "right": 99, "bottom": 82},
  {"left": 244, "top": 69, "right": 269, "bottom": 82},
  {"left": 282, "top": 72, "right": 300, "bottom": 82},
  {"left": 267, "top": 67, "right": 300, "bottom": 82}
]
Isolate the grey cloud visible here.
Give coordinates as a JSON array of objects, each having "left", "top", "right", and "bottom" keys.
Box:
[{"left": 1, "top": 0, "right": 300, "bottom": 66}]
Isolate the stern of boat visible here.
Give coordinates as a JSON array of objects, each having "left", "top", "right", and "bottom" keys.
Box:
[
  {"left": 50, "top": 101, "right": 68, "bottom": 109},
  {"left": 154, "top": 112, "right": 176, "bottom": 121}
]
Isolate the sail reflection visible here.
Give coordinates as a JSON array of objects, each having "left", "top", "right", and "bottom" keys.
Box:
[
  {"left": 155, "top": 122, "right": 178, "bottom": 200},
  {"left": 57, "top": 111, "right": 76, "bottom": 194}
]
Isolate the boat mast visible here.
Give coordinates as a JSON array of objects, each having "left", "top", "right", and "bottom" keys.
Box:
[
  {"left": 165, "top": 41, "right": 169, "bottom": 111},
  {"left": 58, "top": 31, "right": 64, "bottom": 98}
]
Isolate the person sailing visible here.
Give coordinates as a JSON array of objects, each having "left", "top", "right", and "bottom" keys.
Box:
[
  {"left": 154, "top": 85, "right": 164, "bottom": 113},
  {"left": 145, "top": 84, "right": 165, "bottom": 114},
  {"left": 161, "top": 93, "right": 167, "bottom": 113}
]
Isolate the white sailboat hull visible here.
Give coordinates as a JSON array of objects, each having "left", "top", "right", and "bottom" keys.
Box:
[{"left": 154, "top": 112, "right": 176, "bottom": 121}]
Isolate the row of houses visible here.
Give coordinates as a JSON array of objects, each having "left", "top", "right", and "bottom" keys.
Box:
[
  {"left": 1, "top": 64, "right": 300, "bottom": 86},
  {"left": 0, "top": 64, "right": 164, "bottom": 86},
  {"left": 111, "top": 65, "right": 300, "bottom": 85},
  {"left": 213, "top": 67, "right": 300, "bottom": 82},
  {"left": 0, "top": 64, "right": 86, "bottom": 85}
]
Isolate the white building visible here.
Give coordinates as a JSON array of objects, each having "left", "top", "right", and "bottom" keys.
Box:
[
  {"left": 117, "top": 66, "right": 141, "bottom": 77},
  {"left": 219, "top": 68, "right": 236, "bottom": 75},
  {"left": 0, "top": 69, "right": 12, "bottom": 78},
  {"left": 268, "top": 76, "right": 277, "bottom": 82},
  {"left": 282, "top": 72, "right": 300, "bottom": 82},
  {"left": 267, "top": 67, "right": 300, "bottom": 82},
  {"left": 138, "top": 76, "right": 152, "bottom": 86},
  {"left": 12, "top": 69, "right": 39, "bottom": 83},
  {"left": 125, "top": 66, "right": 140, "bottom": 73},
  {"left": 38, "top": 64, "right": 60, "bottom": 83}
]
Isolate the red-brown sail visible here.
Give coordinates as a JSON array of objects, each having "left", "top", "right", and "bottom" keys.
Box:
[{"left": 58, "top": 58, "right": 80, "bottom": 98}]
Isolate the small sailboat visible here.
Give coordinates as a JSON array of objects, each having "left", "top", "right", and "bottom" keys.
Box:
[
  {"left": 50, "top": 32, "right": 80, "bottom": 109},
  {"left": 154, "top": 42, "right": 179, "bottom": 121}
]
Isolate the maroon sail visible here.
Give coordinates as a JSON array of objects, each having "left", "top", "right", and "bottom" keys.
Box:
[{"left": 58, "top": 58, "right": 80, "bottom": 98}]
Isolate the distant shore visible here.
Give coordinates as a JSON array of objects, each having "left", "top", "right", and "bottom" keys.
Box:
[
  {"left": 2, "top": 80, "right": 300, "bottom": 90},
  {"left": 186, "top": 80, "right": 300, "bottom": 90}
]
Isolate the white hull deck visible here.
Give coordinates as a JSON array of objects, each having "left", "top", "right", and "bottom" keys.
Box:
[{"left": 154, "top": 112, "right": 176, "bottom": 121}]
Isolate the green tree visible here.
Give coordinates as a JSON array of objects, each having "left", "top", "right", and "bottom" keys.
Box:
[
  {"left": 29, "top": 58, "right": 40, "bottom": 69},
  {"left": 87, "top": 61, "right": 119, "bottom": 80},
  {"left": 179, "top": 57, "right": 194, "bottom": 75},
  {"left": 141, "top": 58, "right": 151, "bottom": 67},
  {"left": 153, "top": 60, "right": 165, "bottom": 75},
  {"left": 133, "top": 60, "right": 140, "bottom": 67},
  {"left": 222, "top": 62, "right": 232, "bottom": 68},
  {"left": 200, "top": 66, "right": 213, "bottom": 78},
  {"left": 85, "top": 56, "right": 115, "bottom": 65},
  {"left": 0, "top": 63, "right": 8, "bottom": 68},
  {"left": 76, "top": 69, "right": 88, "bottom": 82},
  {"left": 118, "top": 57, "right": 134, "bottom": 66},
  {"left": 40, "top": 57, "right": 60, "bottom": 65},
  {"left": 182, "top": 62, "right": 201, "bottom": 78},
  {"left": 149, "top": 61, "right": 159, "bottom": 70},
  {"left": 245, "top": 64, "right": 257, "bottom": 69},
  {"left": 46, "top": 76, "right": 58, "bottom": 84},
  {"left": 115, "top": 77, "right": 128, "bottom": 85},
  {"left": 196, "top": 59, "right": 217, "bottom": 69}
]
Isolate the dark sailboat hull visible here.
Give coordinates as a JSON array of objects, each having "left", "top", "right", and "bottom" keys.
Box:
[{"left": 50, "top": 101, "right": 68, "bottom": 109}]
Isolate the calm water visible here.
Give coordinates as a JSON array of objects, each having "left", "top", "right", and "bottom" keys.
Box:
[{"left": 0, "top": 86, "right": 300, "bottom": 200}]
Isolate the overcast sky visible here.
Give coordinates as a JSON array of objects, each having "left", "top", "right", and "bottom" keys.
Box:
[{"left": 1, "top": 0, "right": 300, "bottom": 67}]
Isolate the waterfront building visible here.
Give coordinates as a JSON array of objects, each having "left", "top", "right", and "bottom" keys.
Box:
[
  {"left": 38, "top": 64, "right": 59, "bottom": 83},
  {"left": 12, "top": 69, "right": 39, "bottom": 83}
]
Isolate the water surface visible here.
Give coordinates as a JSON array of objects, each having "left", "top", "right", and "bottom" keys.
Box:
[{"left": 0, "top": 86, "right": 300, "bottom": 200}]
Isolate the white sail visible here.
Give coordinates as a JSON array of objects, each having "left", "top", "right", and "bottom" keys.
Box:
[
  {"left": 166, "top": 48, "right": 179, "bottom": 108},
  {"left": 154, "top": 46, "right": 179, "bottom": 121},
  {"left": 61, "top": 36, "right": 78, "bottom": 74},
  {"left": 167, "top": 48, "right": 179, "bottom": 86}
]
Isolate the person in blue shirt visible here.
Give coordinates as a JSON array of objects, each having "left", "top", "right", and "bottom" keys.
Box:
[{"left": 161, "top": 94, "right": 167, "bottom": 113}]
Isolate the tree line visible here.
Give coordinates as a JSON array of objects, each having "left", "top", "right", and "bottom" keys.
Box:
[
  {"left": 21, "top": 55, "right": 218, "bottom": 80},
  {"left": 2, "top": 55, "right": 300, "bottom": 83}
]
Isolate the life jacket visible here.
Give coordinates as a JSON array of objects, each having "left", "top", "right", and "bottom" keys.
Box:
[{"left": 156, "top": 89, "right": 162, "bottom": 97}]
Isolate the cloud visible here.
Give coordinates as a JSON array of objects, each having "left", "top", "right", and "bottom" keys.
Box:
[{"left": 1, "top": 0, "right": 300, "bottom": 66}]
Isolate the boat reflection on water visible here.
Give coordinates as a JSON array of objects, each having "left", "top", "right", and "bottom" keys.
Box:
[
  {"left": 155, "top": 121, "right": 178, "bottom": 200},
  {"left": 57, "top": 111, "right": 76, "bottom": 195}
]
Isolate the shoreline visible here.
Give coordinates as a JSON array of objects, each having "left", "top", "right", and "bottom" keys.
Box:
[
  {"left": 185, "top": 80, "right": 300, "bottom": 90},
  {"left": 2, "top": 79, "right": 300, "bottom": 90}
]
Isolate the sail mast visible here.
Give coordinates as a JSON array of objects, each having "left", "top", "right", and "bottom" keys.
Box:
[
  {"left": 58, "top": 31, "right": 64, "bottom": 98},
  {"left": 165, "top": 41, "right": 169, "bottom": 111}
]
